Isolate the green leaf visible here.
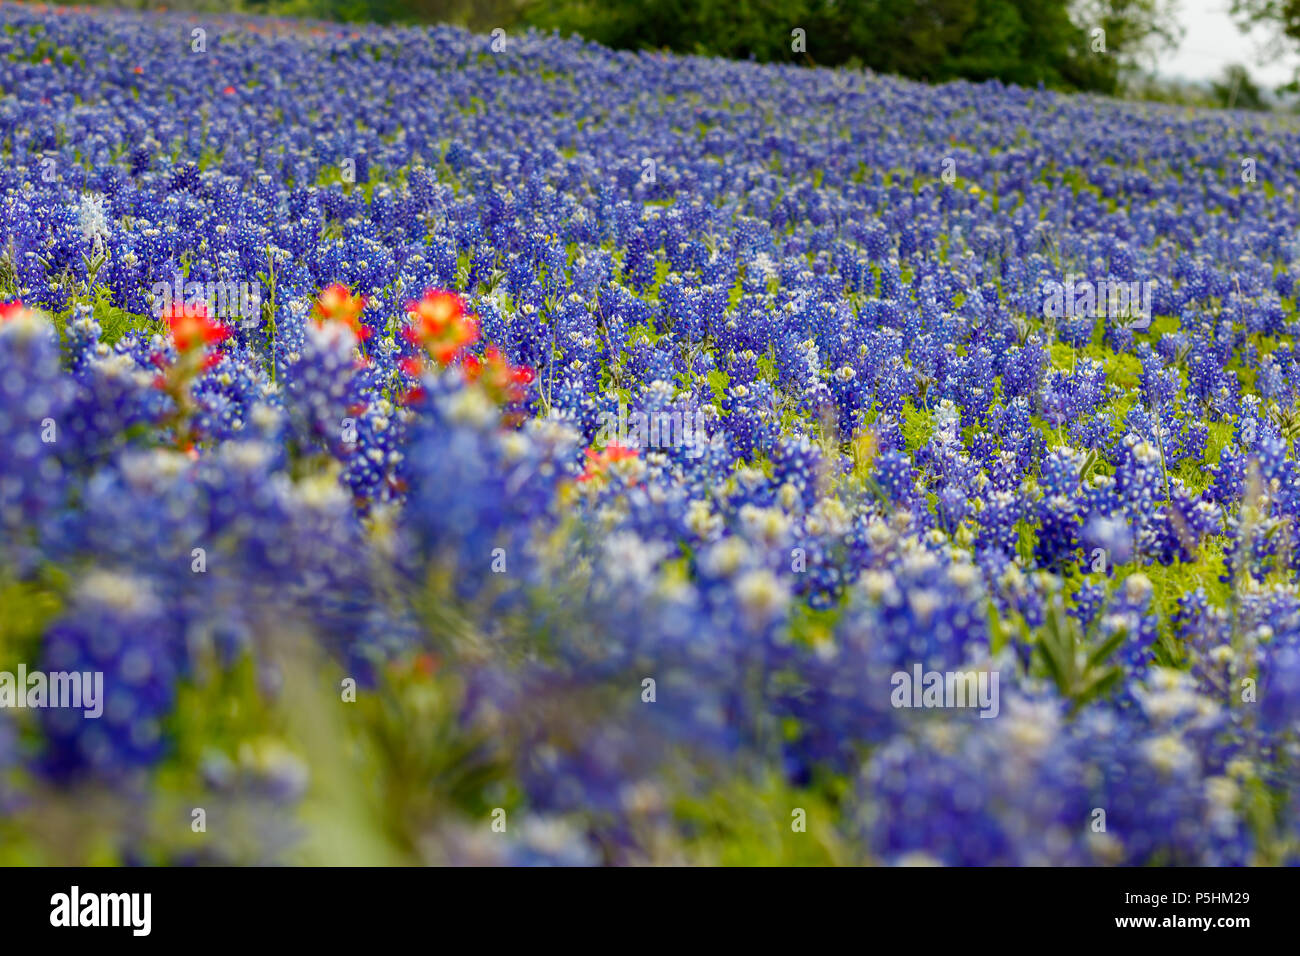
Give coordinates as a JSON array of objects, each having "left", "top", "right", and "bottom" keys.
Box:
[
  {"left": 1073, "top": 667, "right": 1123, "bottom": 709},
  {"left": 1085, "top": 625, "right": 1128, "bottom": 672}
]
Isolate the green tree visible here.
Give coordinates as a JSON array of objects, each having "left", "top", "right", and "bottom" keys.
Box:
[
  {"left": 1230, "top": 0, "right": 1300, "bottom": 90},
  {"left": 521, "top": 0, "right": 1182, "bottom": 93},
  {"left": 1231, "top": 0, "right": 1300, "bottom": 41},
  {"left": 1072, "top": 0, "right": 1184, "bottom": 71},
  {"left": 1211, "top": 63, "right": 1270, "bottom": 109}
]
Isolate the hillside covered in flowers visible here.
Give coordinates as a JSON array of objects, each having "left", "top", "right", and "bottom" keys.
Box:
[{"left": 0, "top": 3, "right": 1298, "bottom": 865}]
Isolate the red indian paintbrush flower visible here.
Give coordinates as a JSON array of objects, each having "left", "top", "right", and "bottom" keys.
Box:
[
  {"left": 152, "top": 301, "right": 229, "bottom": 450},
  {"left": 163, "top": 300, "right": 229, "bottom": 355},
  {"left": 577, "top": 443, "right": 639, "bottom": 483},
  {"left": 462, "top": 345, "right": 535, "bottom": 405},
  {"left": 397, "top": 290, "right": 534, "bottom": 412},
  {"left": 313, "top": 283, "right": 370, "bottom": 340},
  {"left": 403, "top": 289, "right": 479, "bottom": 366},
  {"left": 0, "top": 300, "right": 37, "bottom": 324}
]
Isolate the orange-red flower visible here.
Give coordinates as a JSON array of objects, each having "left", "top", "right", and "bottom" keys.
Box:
[
  {"left": 462, "top": 345, "right": 534, "bottom": 405},
  {"left": 313, "top": 283, "right": 370, "bottom": 340},
  {"left": 0, "top": 300, "right": 36, "bottom": 324},
  {"left": 399, "top": 385, "right": 426, "bottom": 407},
  {"left": 163, "top": 300, "right": 229, "bottom": 354},
  {"left": 151, "top": 302, "right": 229, "bottom": 451},
  {"left": 403, "top": 289, "right": 478, "bottom": 366},
  {"left": 577, "top": 443, "right": 639, "bottom": 483}
]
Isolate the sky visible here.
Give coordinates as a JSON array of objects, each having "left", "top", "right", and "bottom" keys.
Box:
[{"left": 1159, "top": 0, "right": 1296, "bottom": 85}]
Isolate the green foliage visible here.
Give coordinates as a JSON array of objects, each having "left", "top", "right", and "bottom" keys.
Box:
[
  {"left": 520, "top": 0, "right": 1175, "bottom": 94},
  {"left": 675, "top": 771, "right": 847, "bottom": 865},
  {"left": 1211, "top": 64, "right": 1270, "bottom": 111},
  {"left": 706, "top": 367, "right": 730, "bottom": 406},
  {"left": 900, "top": 399, "right": 933, "bottom": 452},
  {"left": 0, "top": 570, "right": 64, "bottom": 667},
  {"left": 1233, "top": 0, "right": 1300, "bottom": 44},
  {"left": 1032, "top": 599, "right": 1125, "bottom": 712},
  {"left": 1229, "top": 0, "right": 1300, "bottom": 94},
  {"left": 92, "top": 298, "right": 156, "bottom": 347},
  {"left": 49, "top": 0, "right": 1185, "bottom": 94}
]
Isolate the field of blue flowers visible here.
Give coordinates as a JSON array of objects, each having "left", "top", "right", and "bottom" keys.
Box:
[{"left": 1, "top": 3, "right": 1298, "bottom": 866}]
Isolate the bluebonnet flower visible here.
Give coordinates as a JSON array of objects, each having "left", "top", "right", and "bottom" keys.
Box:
[
  {"left": 0, "top": 303, "right": 70, "bottom": 567},
  {"left": 38, "top": 569, "right": 180, "bottom": 781},
  {"left": 4, "top": 2, "right": 1300, "bottom": 865}
]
